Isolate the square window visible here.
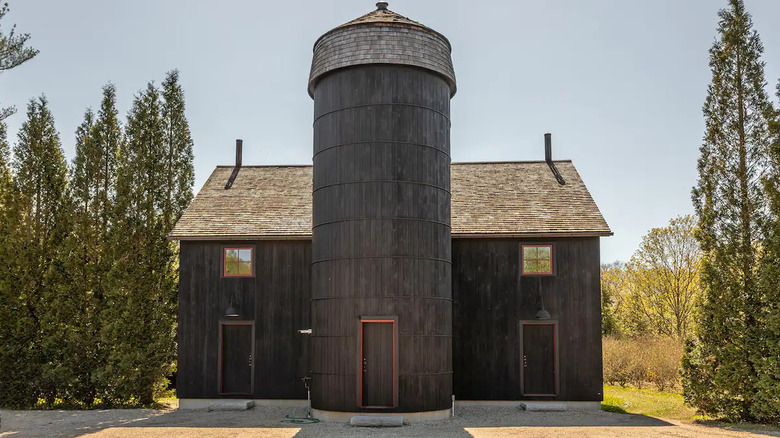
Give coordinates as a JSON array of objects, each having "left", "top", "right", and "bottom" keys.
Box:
[
  {"left": 522, "top": 245, "right": 553, "bottom": 275},
  {"left": 224, "top": 247, "right": 253, "bottom": 277}
]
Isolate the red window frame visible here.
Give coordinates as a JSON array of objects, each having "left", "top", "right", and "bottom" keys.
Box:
[
  {"left": 223, "top": 247, "right": 254, "bottom": 277},
  {"left": 522, "top": 244, "right": 554, "bottom": 275}
]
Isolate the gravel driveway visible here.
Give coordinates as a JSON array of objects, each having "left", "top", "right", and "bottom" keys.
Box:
[{"left": 2, "top": 405, "right": 778, "bottom": 438}]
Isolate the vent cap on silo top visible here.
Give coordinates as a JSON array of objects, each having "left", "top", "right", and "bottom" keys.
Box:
[{"left": 308, "top": 3, "right": 456, "bottom": 98}]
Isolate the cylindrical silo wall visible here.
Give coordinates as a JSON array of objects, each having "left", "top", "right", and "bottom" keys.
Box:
[{"left": 311, "top": 64, "right": 452, "bottom": 413}]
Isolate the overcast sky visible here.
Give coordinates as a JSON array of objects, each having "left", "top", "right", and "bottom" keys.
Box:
[{"left": 4, "top": 0, "right": 780, "bottom": 263}]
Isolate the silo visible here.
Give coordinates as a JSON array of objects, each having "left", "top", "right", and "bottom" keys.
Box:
[{"left": 308, "top": 2, "right": 456, "bottom": 419}]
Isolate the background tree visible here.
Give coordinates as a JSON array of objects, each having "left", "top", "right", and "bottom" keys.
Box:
[
  {"left": 0, "top": 2, "right": 39, "bottom": 120},
  {"left": 600, "top": 262, "right": 624, "bottom": 336},
  {"left": 682, "top": 0, "right": 778, "bottom": 422},
  {"left": 623, "top": 215, "right": 701, "bottom": 339}
]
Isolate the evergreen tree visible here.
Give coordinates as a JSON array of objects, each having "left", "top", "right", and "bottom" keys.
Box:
[
  {"left": 0, "top": 2, "right": 40, "bottom": 120},
  {"left": 753, "top": 81, "right": 780, "bottom": 422},
  {"left": 63, "top": 85, "right": 122, "bottom": 405},
  {"left": 682, "top": 0, "right": 777, "bottom": 422},
  {"left": 101, "top": 83, "right": 175, "bottom": 405},
  {"left": 160, "top": 70, "right": 194, "bottom": 232},
  {"left": 0, "top": 120, "right": 27, "bottom": 406},
  {"left": 9, "top": 96, "right": 68, "bottom": 405}
]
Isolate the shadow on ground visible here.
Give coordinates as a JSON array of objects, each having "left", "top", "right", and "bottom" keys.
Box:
[{"left": 5, "top": 405, "right": 774, "bottom": 438}]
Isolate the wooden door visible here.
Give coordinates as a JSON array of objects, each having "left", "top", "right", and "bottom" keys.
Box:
[
  {"left": 360, "top": 321, "right": 395, "bottom": 407},
  {"left": 221, "top": 323, "right": 253, "bottom": 395},
  {"left": 522, "top": 323, "right": 556, "bottom": 396}
]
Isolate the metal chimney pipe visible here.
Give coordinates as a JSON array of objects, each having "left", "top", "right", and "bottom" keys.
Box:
[
  {"left": 235, "top": 139, "right": 243, "bottom": 168},
  {"left": 544, "top": 133, "right": 566, "bottom": 185},
  {"left": 225, "top": 139, "right": 243, "bottom": 189},
  {"left": 544, "top": 133, "right": 552, "bottom": 163}
]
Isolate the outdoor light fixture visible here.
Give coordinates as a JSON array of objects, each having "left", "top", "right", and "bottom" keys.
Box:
[
  {"left": 225, "top": 296, "right": 239, "bottom": 317},
  {"left": 536, "top": 306, "right": 551, "bottom": 321},
  {"left": 536, "top": 278, "right": 550, "bottom": 320}
]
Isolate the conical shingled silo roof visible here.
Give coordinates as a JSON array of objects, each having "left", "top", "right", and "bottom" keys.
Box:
[
  {"left": 308, "top": 2, "right": 456, "bottom": 98},
  {"left": 335, "top": 5, "right": 432, "bottom": 33}
]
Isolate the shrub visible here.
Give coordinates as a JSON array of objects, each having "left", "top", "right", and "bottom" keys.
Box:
[{"left": 603, "top": 336, "right": 684, "bottom": 391}]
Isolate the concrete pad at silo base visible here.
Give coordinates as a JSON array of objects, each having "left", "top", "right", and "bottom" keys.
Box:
[
  {"left": 520, "top": 402, "right": 567, "bottom": 412},
  {"left": 350, "top": 415, "right": 404, "bottom": 427}
]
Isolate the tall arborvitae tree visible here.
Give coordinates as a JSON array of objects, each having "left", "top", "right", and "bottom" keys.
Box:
[
  {"left": 62, "top": 85, "right": 122, "bottom": 405},
  {"left": 160, "top": 70, "right": 194, "bottom": 232},
  {"left": 754, "top": 82, "right": 780, "bottom": 422},
  {"left": 101, "top": 82, "right": 176, "bottom": 405},
  {"left": 9, "top": 96, "right": 68, "bottom": 406},
  {"left": 0, "top": 120, "right": 26, "bottom": 406},
  {"left": 682, "top": 0, "right": 777, "bottom": 422}
]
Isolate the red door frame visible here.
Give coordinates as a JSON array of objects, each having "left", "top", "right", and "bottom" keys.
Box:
[{"left": 357, "top": 316, "right": 398, "bottom": 408}]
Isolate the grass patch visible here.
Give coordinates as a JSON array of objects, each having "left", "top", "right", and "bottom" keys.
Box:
[
  {"left": 603, "top": 386, "right": 780, "bottom": 434},
  {"left": 697, "top": 420, "right": 780, "bottom": 434},
  {"left": 150, "top": 389, "right": 178, "bottom": 410},
  {"left": 602, "top": 385, "right": 698, "bottom": 421},
  {"left": 600, "top": 392, "right": 627, "bottom": 414}
]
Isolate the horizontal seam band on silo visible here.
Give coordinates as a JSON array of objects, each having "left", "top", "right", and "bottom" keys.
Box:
[
  {"left": 312, "top": 141, "right": 451, "bottom": 160},
  {"left": 309, "top": 372, "right": 454, "bottom": 376},
  {"left": 308, "top": 334, "right": 454, "bottom": 338},
  {"left": 310, "top": 296, "right": 452, "bottom": 302},
  {"left": 312, "top": 180, "right": 451, "bottom": 195},
  {"left": 308, "top": 372, "right": 355, "bottom": 376},
  {"left": 311, "top": 256, "right": 452, "bottom": 265},
  {"left": 313, "top": 218, "right": 451, "bottom": 228},
  {"left": 313, "top": 102, "right": 451, "bottom": 124},
  {"left": 398, "top": 372, "right": 454, "bottom": 377}
]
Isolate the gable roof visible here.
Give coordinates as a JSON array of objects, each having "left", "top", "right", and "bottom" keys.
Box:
[{"left": 169, "top": 161, "right": 611, "bottom": 240}]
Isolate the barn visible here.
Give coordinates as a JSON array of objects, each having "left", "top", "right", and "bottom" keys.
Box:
[{"left": 169, "top": 3, "right": 611, "bottom": 421}]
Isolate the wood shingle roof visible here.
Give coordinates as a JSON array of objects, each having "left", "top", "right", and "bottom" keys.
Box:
[{"left": 169, "top": 161, "right": 611, "bottom": 240}]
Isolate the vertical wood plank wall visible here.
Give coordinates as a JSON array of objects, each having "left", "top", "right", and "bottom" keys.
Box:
[
  {"left": 452, "top": 237, "right": 603, "bottom": 401},
  {"left": 177, "top": 240, "right": 311, "bottom": 399},
  {"left": 177, "top": 236, "right": 602, "bottom": 402}
]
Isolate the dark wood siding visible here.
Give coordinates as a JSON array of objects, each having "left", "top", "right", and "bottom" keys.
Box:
[
  {"left": 177, "top": 240, "right": 311, "bottom": 399},
  {"left": 452, "top": 237, "right": 603, "bottom": 401},
  {"left": 311, "top": 65, "right": 453, "bottom": 413}
]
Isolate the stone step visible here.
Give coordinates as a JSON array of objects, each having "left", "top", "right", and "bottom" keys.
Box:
[
  {"left": 207, "top": 400, "right": 255, "bottom": 411},
  {"left": 350, "top": 415, "right": 404, "bottom": 427},
  {"left": 520, "top": 402, "right": 568, "bottom": 412}
]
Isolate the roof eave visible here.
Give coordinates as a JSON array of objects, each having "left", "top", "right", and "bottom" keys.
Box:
[
  {"left": 168, "top": 234, "right": 313, "bottom": 241},
  {"left": 451, "top": 231, "right": 613, "bottom": 239},
  {"left": 169, "top": 231, "right": 613, "bottom": 241}
]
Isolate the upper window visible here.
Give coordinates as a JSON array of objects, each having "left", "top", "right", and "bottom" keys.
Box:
[
  {"left": 224, "top": 247, "right": 253, "bottom": 277},
  {"left": 522, "top": 245, "right": 553, "bottom": 275}
]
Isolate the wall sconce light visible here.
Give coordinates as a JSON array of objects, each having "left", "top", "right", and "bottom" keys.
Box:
[{"left": 225, "top": 296, "right": 239, "bottom": 317}]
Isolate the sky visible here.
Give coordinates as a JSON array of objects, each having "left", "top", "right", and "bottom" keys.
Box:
[{"left": 4, "top": 0, "right": 780, "bottom": 263}]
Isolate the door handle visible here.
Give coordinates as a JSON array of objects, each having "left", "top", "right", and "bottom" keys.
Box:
[
  {"left": 249, "top": 354, "right": 253, "bottom": 367},
  {"left": 363, "top": 358, "right": 367, "bottom": 372},
  {"left": 523, "top": 355, "right": 527, "bottom": 368}
]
